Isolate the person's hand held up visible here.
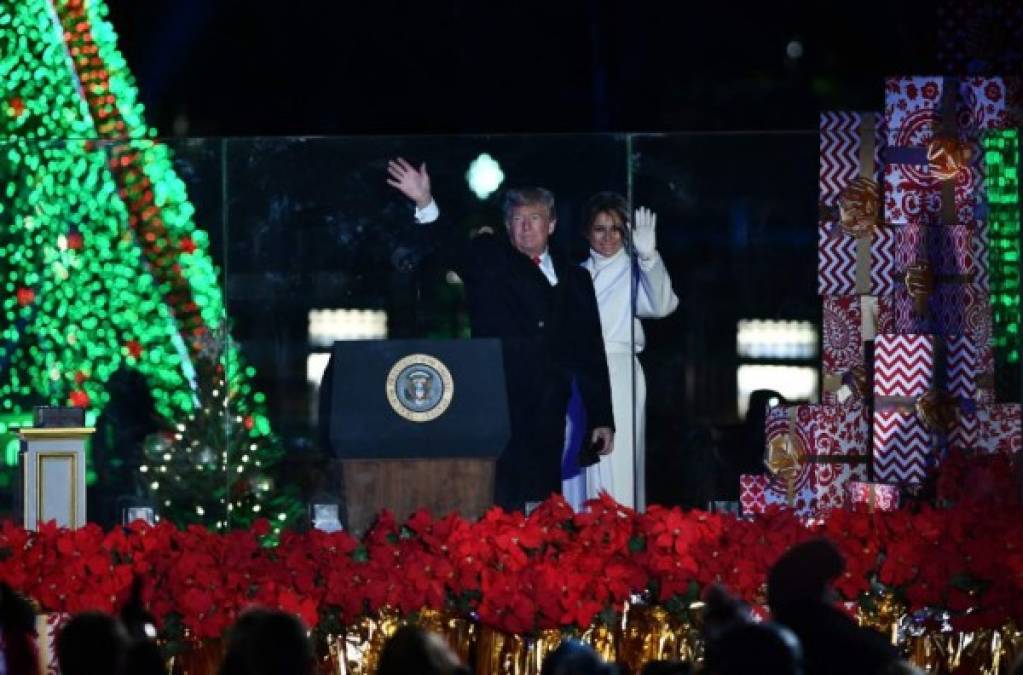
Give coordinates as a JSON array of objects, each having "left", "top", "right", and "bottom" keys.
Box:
[
  {"left": 631, "top": 206, "right": 657, "bottom": 260},
  {"left": 386, "top": 157, "right": 432, "bottom": 208}
]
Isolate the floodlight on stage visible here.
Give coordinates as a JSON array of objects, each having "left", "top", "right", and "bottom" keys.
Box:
[
  {"left": 737, "top": 319, "right": 817, "bottom": 359},
  {"left": 308, "top": 308, "right": 388, "bottom": 347},
  {"left": 466, "top": 153, "right": 504, "bottom": 199}
]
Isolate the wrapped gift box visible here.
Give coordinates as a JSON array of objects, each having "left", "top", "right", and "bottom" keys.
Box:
[
  {"left": 883, "top": 151, "right": 983, "bottom": 225},
  {"left": 808, "top": 405, "right": 871, "bottom": 509},
  {"left": 884, "top": 76, "right": 1021, "bottom": 226},
  {"left": 822, "top": 295, "right": 875, "bottom": 405},
  {"left": 847, "top": 481, "right": 901, "bottom": 512},
  {"left": 820, "top": 111, "right": 885, "bottom": 207},
  {"left": 739, "top": 474, "right": 815, "bottom": 517},
  {"left": 872, "top": 334, "right": 977, "bottom": 485},
  {"left": 885, "top": 76, "right": 1019, "bottom": 142},
  {"left": 978, "top": 404, "right": 1022, "bottom": 454},
  {"left": 819, "top": 220, "right": 986, "bottom": 297},
  {"left": 954, "top": 403, "right": 1022, "bottom": 455},
  {"left": 760, "top": 404, "right": 869, "bottom": 511}
]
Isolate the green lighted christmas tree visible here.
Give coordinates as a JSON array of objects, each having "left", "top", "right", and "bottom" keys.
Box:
[{"left": 0, "top": 0, "right": 299, "bottom": 531}]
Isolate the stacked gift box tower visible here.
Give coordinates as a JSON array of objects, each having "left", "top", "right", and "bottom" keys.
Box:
[{"left": 740, "top": 77, "right": 1022, "bottom": 516}]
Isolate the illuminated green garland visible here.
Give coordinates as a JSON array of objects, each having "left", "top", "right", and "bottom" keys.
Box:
[{"left": 983, "top": 130, "right": 1021, "bottom": 375}]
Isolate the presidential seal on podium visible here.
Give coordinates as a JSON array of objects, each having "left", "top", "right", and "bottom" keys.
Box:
[{"left": 385, "top": 353, "right": 454, "bottom": 422}]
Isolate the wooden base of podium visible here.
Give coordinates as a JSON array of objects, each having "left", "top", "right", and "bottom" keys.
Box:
[{"left": 341, "top": 459, "right": 495, "bottom": 535}]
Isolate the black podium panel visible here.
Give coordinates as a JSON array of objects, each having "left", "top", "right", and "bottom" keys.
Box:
[{"left": 326, "top": 339, "right": 509, "bottom": 459}]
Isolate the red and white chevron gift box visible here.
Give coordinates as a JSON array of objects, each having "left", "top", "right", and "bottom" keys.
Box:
[
  {"left": 819, "top": 220, "right": 986, "bottom": 297},
  {"left": 847, "top": 481, "right": 900, "bottom": 512},
  {"left": 873, "top": 334, "right": 977, "bottom": 399},
  {"left": 739, "top": 474, "right": 815, "bottom": 517},
  {"left": 872, "top": 334, "right": 978, "bottom": 485},
  {"left": 820, "top": 111, "right": 885, "bottom": 207}
]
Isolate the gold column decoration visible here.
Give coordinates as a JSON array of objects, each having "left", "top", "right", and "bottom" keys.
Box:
[
  {"left": 417, "top": 608, "right": 478, "bottom": 666},
  {"left": 906, "top": 627, "right": 1016, "bottom": 675},
  {"left": 580, "top": 622, "right": 618, "bottom": 664},
  {"left": 618, "top": 604, "right": 701, "bottom": 675},
  {"left": 855, "top": 591, "right": 904, "bottom": 645},
  {"left": 168, "top": 638, "right": 225, "bottom": 675},
  {"left": 475, "top": 626, "right": 563, "bottom": 675},
  {"left": 323, "top": 609, "right": 402, "bottom": 675}
]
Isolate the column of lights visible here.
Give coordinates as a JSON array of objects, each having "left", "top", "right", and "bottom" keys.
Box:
[{"left": 984, "top": 131, "right": 1021, "bottom": 368}]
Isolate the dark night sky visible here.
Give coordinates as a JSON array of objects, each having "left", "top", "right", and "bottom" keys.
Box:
[{"left": 104, "top": 0, "right": 951, "bottom": 137}]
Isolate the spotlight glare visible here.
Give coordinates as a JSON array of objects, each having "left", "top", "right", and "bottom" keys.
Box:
[{"left": 466, "top": 153, "right": 504, "bottom": 200}]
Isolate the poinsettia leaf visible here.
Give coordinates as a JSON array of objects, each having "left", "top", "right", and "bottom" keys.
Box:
[
  {"left": 351, "top": 545, "right": 369, "bottom": 563},
  {"left": 628, "top": 535, "right": 646, "bottom": 553}
]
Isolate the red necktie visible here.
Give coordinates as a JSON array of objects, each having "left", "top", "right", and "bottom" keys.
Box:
[{"left": 532, "top": 256, "right": 542, "bottom": 266}]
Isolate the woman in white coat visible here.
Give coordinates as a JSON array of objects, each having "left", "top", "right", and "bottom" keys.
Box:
[{"left": 578, "top": 192, "right": 678, "bottom": 510}]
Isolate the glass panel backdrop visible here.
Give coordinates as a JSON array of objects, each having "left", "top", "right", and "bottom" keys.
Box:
[{"left": 1, "top": 132, "right": 824, "bottom": 523}]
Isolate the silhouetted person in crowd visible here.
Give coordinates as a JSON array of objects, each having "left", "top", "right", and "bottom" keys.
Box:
[
  {"left": 376, "top": 625, "right": 468, "bottom": 675},
  {"left": 0, "top": 583, "right": 40, "bottom": 675},
  {"left": 92, "top": 367, "right": 161, "bottom": 527},
  {"left": 768, "top": 539, "right": 901, "bottom": 675},
  {"left": 640, "top": 660, "right": 690, "bottom": 675},
  {"left": 120, "top": 577, "right": 166, "bottom": 675},
  {"left": 56, "top": 612, "right": 130, "bottom": 675},
  {"left": 219, "top": 609, "right": 313, "bottom": 675},
  {"left": 701, "top": 584, "right": 802, "bottom": 675},
  {"left": 540, "top": 640, "right": 617, "bottom": 675}
]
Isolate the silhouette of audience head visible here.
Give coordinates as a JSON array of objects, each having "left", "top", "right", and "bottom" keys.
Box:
[
  {"left": 540, "top": 640, "right": 617, "bottom": 675},
  {"left": 56, "top": 611, "right": 130, "bottom": 675},
  {"left": 701, "top": 583, "right": 802, "bottom": 675},
  {"left": 767, "top": 538, "right": 902, "bottom": 675},
  {"left": 120, "top": 577, "right": 166, "bottom": 675},
  {"left": 0, "top": 583, "right": 40, "bottom": 675},
  {"left": 767, "top": 538, "right": 844, "bottom": 621},
  {"left": 376, "top": 625, "right": 468, "bottom": 675},
  {"left": 219, "top": 608, "right": 313, "bottom": 675},
  {"left": 639, "top": 660, "right": 690, "bottom": 675},
  {"left": 1010, "top": 652, "right": 1023, "bottom": 675}
]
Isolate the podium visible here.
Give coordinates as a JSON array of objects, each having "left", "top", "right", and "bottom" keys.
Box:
[
  {"left": 324, "top": 339, "right": 509, "bottom": 534},
  {"left": 19, "top": 427, "right": 93, "bottom": 530}
]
